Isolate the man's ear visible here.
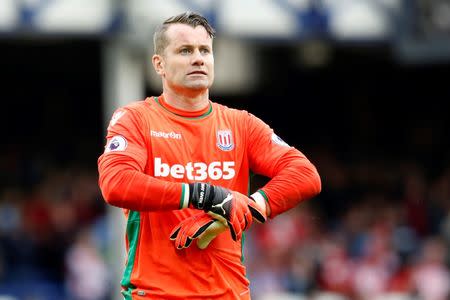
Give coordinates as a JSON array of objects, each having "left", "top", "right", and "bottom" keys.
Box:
[{"left": 152, "top": 54, "right": 164, "bottom": 75}]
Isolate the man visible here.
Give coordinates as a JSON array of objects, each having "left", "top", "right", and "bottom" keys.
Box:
[{"left": 97, "top": 11, "right": 321, "bottom": 300}]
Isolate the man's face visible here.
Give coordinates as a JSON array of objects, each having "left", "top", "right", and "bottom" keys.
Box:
[{"left": 155, "top": 23, "right": 214, "bottom": 92}]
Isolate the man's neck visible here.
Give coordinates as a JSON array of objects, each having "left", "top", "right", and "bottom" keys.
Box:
[{"left": 163, "top": 88, "right": 210, "bottom": 112}]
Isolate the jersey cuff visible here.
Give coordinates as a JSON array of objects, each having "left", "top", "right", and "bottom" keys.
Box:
[
  {"left": 250, "top": 190, "right": 269, "bottom": 217},
  {"left": 253, "top": 189, "right": 269, "bottom": 204},
  {"left": 180, "top": 183, "right": 190, "bottom": 209}
]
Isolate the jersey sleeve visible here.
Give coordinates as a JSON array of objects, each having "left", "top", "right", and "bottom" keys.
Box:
[
  {"left": 245, "top": 112, "right": 321, "bottom": 218},
  {"left": 97, "top": 106, "right": 187, "bottom": 212}
]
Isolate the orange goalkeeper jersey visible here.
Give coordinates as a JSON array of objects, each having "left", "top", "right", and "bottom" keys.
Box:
[{"left": 98, "top": 96, "right": 321, "bottom": 299}]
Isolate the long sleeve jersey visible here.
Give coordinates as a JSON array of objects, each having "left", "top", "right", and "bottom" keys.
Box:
[{"left": 97, "top": 96, "right": 321, "bottom": 299}]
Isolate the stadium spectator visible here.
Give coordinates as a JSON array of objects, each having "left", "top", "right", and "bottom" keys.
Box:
[
  {"left": 410, "top": 236, "right": 450, "bottom": 300},
  {"left": 65, "top": 227, "right": 109, "bottom": 300}
]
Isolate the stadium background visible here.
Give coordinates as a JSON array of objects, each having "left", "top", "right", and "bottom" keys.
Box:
[{"left": 1, "top": 1, "right": 450, "bottom": 300}]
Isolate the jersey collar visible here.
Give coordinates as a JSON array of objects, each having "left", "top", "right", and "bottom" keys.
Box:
[{"left": 154, "top": 95, "right": 212, "bottom": 119}]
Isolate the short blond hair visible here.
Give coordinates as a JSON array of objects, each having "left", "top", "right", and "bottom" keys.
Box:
[{"left": 153, "top": 11, "right": 216, "bottom": 55}]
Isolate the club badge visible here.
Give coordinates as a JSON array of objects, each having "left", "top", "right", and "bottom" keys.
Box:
[{"left": 216, "top": 129, "right": 234, "bottom": 151}]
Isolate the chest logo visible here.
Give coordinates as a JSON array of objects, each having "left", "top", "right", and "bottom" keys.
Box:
[
  {"left": 151, "top": 130, "right": 182, "bottom": 140},
  {"left": 216, "top": 129, "right": 234, "bottom": 151}
]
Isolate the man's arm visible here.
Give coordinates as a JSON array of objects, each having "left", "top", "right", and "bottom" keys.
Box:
[
  {"left": 246, "top": 112, "right": 321, "bottom": 218},
  {"left": 98, "top": 153, "right": 186, "bottom": 211},
  {"left": 253, "top": 148, "right": 321, "bottom": 218},
  {"left": 98, "top": 106, "right": 186, "bottom": 211},
  {"left": 99, "top": 152, "right": 264, "bottom": 241}
]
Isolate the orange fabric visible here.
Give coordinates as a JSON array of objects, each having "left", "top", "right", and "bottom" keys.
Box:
[{"left": 97, "top": 95, "right": 320, "bottom": 299}]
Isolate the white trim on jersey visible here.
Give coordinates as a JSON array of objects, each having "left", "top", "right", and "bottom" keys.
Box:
[{"left": 181, "top": 183, "right": 190, "bottom": 209}]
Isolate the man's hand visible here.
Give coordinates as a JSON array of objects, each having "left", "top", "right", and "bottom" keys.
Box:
[
  {"left": 196, "top": 221, "right": 228, "bottom": 249},
  {"left": 169, "top": 212, "right": 228, "bottom": 249},
  {"left": 170, "top": 213, "right": 217, "bottom": 249},
  {"left": 171, "top": 191, "right": 268, "bottom": 249},
  {"left": 189, "top": 183, "right": 266, "bottom": 241},
  {"left": 196, "top": 192, "right": 268, "bottom": 248}
]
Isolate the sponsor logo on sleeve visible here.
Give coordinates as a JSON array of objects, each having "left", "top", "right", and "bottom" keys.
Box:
[
  {"left": 105, "top": 135, "right": 128, "bottom": 153},
  {"left": 271, "top": 133, "right": 289, "bottom": 147},
  {"left": 216, "top": 129, "right": 234, "bottom": 151}
]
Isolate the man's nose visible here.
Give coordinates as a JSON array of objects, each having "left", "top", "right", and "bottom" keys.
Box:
[{"left": 191, "top": 49, "right": 204, "bottom": 65}]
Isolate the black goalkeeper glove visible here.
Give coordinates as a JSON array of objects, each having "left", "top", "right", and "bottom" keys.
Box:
[{"left": 188, "top": 182, "right": 266, "bottom": 241}]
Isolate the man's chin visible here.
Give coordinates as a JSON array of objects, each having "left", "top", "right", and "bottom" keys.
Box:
[{"left": 185, "top": 81, "right": 211, "bottom": 90}]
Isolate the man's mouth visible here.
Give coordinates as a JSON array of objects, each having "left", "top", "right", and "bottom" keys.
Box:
[{"left": 188, "top": 71, "right": 207, "bottom": 75}]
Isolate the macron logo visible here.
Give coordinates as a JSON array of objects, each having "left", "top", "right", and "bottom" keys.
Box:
[{"left": 151, "top": 130, "right": 182, "bottom": 140}]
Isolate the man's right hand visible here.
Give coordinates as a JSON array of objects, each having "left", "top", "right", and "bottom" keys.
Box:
[{"left": 188, "top": 183, "right": 266, "bottom": 241}]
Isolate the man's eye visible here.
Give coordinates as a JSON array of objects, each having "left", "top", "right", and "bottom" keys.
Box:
[
  {"left": 200, "top": 48, "right": 210, "bottom": 54},
  {"left": 180, "top": 48, "right": 191, "bottom": 54}
]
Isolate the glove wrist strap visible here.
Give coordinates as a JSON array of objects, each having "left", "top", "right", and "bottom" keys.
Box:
[{"left": 189, "top": 183, "right": 212, "bottom": 210}]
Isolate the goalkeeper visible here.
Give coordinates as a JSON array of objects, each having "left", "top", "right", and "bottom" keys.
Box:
[{"left": 97, "top": 11, "right": 321, "bottom": 300}]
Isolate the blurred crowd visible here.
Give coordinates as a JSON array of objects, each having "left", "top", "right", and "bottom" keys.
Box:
[
  {"left": 0, "top": 155, "right": 110, "bottom": 300},
  {"left": 247, "top": 146, "right": 450, "bottom": 300},
  {"left": 0, "top": 145, "right": 449, "bottom": 300}
]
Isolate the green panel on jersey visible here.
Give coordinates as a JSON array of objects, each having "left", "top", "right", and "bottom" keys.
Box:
[
  {"left": 241, "top": 232, "right": 246, "bottom": 263},
  {"left": 179, "top": 184, "right": 187, "bottom": 209},
  {"left": 121, "top": 210, "right": 141, "bottom": 299},
  {"left": 121, "top": 288, "right": 133, "bottom": 300},
  {"left": 241, "top": 173, "right": 253, "bottom": 264}
]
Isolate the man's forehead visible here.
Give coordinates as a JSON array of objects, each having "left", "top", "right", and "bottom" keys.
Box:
[{"left": 165, "top": 23, "right": 212, "bottom": 46}]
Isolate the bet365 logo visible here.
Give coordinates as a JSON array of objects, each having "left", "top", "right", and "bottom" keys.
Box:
[{"left": 154, "top": 157, "right": 235, "bottom": 180}]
